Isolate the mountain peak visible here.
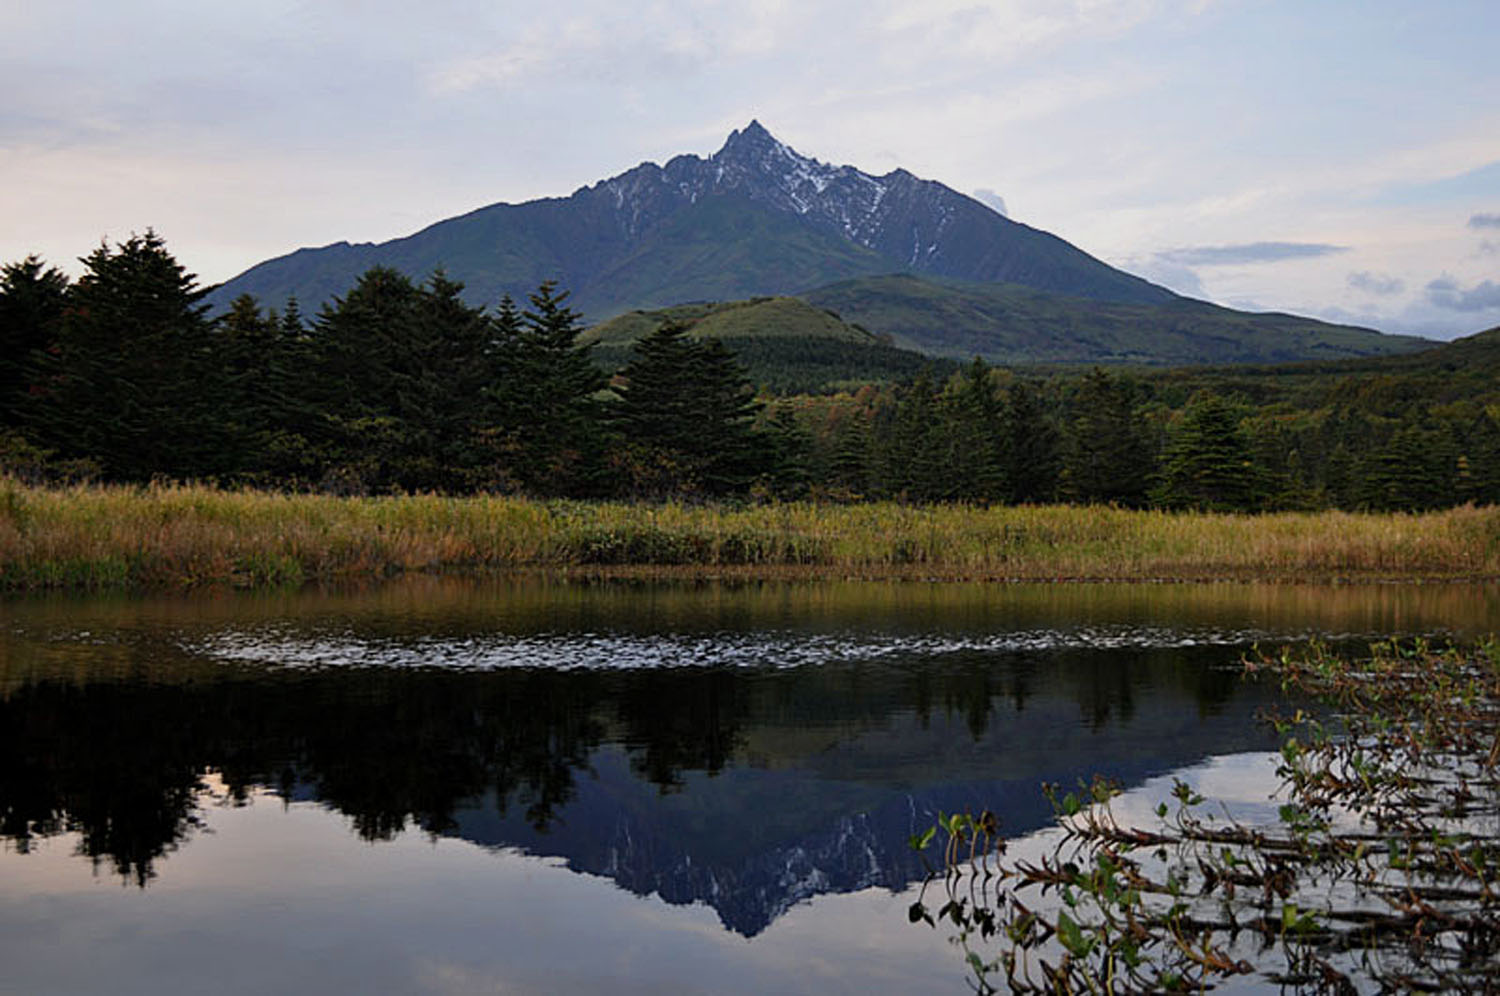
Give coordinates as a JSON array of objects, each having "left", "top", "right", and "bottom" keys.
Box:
[
  {"left": 722, "top": 118, "right": 772, "bottom": 147},
  {"left": 715, "top": 120, "right": 803, "bottom": 166}
]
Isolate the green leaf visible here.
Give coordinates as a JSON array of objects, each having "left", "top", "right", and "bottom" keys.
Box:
[{"left": 1056, "top": 910, "right": 1093, "bottom": 958}]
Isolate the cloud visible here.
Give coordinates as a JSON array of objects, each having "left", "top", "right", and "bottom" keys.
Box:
[
  {"left": 972, "top": 188, "right": 1008, "bottom": 217},
  {"left": 1123, "top": 256, "right": 1205, "bottom": 297},
  {"left": 1155, "top": 242, "right": 1349, "bottom": 266},
  {"left": 1480, "top": 240, "right": 1499, "bottom": 256},
  {"left": 1468, "top": 212, "right": 1500, "bottom": 229},
  {"left": 1425, "top": 275, "right": 1500, "bottom": 312},
  {"left": 1346, "top": 270, "right": 1405, "bottom": 295}
]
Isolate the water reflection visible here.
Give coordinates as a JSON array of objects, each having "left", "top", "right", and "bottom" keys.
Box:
[{"left": 0, "top": 578, "right": 1494, "bottom": 946}]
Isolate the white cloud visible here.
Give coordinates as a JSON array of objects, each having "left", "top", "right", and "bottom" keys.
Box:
[{"left": 972, "top": 189, "right": 1009, "bottom": 217}]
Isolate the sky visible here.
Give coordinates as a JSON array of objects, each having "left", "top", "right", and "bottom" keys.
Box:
[{"left": 3, "top": 0, "right": 1498, "bottom": 340}]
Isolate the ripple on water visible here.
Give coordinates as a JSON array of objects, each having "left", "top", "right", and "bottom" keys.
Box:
[{"left": 186, "top": 624, "right": 1341, "bottom": 672}]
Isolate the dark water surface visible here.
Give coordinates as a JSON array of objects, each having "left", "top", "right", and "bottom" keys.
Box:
[{"left": 1, "top": 578, "right": 1496, "bottom": 994}]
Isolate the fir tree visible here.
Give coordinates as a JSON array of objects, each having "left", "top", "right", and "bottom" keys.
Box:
[
  {"left": 1156, "top": 391, "right": 1259, "bottom": 511},
  {"left": 0, "top": 255, "right": 69, "bottom": 429},
  {"left": 32, "top": 232, "right": 222, "bottom": 479},
  {"left": 1003, "top": 378, "right": 1059, "bottom": 504},
  {"left": 1060, "top": 369, "right": 1154, "bottom": 506},
  {"left": 941, "top": 358, "right": 1006, "bottom": 503},
  {"left": 608, "top": 323, "right": 763, "bottom": 497},
  {"left": 515, "top": 281, "right": 608, "bottom": 496}
]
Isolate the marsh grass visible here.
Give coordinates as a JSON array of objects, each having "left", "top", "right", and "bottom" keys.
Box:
[{"left": 1, "top": 477, "right": 1497, "bottom": 589}]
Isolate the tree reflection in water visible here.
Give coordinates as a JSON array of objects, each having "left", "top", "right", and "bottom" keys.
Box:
[{"left": 0, "top": 636, "right": 1261, "bottom": 903}]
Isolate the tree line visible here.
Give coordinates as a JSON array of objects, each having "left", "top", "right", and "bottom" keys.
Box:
[
  {"left": 0, "top": 232, "right": 771, "bottom": 498},
  {"left": 2, "top": 231, "right": 1496, "bottom": 511}
]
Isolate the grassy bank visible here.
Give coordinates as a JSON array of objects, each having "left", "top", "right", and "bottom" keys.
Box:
[{"left": 2, "top": 478, "right": 1498, "bottom": 589}]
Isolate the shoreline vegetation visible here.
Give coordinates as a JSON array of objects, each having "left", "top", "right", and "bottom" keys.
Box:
[
  {"left": 2, "top": 479, "right": 1498, "bottom": 591},
  {"left": 911, "top": 639, "right": 1500, "bottom": 991}
]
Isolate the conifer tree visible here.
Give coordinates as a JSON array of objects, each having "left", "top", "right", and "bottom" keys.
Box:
[
  {"left": 608, "top": 323, "right": 763, "bottom": 497},
  {"left": 884, "top": 370, "right": 947, "bottom": 501},
  {"left": 0, "top": 255, "right": 69, "bottom": 430},
  {"left": 941, "top": 358, "right": 1006, "bottom": 502},
  {"left": 1060, "top": 369, "right": 1153, "bottom": 506},
  {"left": 514, "top": 281, "right": 608, "bottom": 495},
  {"left": 302, "top": 267, "right": 502, "bottom": 492},
  {"left": 215, "top": 293, "right": 289, "bottom": 479},
  {"left": 1003, "top": 378, "right": 1059, "bottom": 504},
  {"left": 760, "top": 403, "right": 813, "bottom": 499},
  {"left": 32, "top": 231, "right": 222, "bottom": 479},
  {"left": 692, "top": 338, "right": 765, "bottom": 494},
  {"left": 1156, "top": 391, "right": 1259, "bottom": 511},
  {"left": 1357, "top": 421, "right": 1453, "bottom": 511},
  {"left": 824, "top": 410, "right": 871, "bottom": 499}
]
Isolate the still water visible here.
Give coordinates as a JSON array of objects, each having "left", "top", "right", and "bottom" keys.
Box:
[{"left": 1, "top": 578, "right": 1495, "bottom": 993}]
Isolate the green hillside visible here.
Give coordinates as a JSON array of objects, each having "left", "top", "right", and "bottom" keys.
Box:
[
  {"left": 802, "top": 273, "right": 1432, "bottom": 366},
  {"left": 584, "top": 296, "right": 946, "bottom": 393},
  {"left": 1141, "top": 324, "right": 1500, "bottom": 411},
  {"left": 585, "top": 296, "right": 876, "bottom": 345},
  {"left": 568, "top": 193, "right": 894, "bottom": 317}
]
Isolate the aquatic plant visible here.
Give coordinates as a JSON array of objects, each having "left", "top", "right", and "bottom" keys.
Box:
[{"left": 908, "top": 640, "right": 1500, "bottom": 992}]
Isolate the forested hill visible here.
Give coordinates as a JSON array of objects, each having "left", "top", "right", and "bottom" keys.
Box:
[
  {"left": 583, "top": 297, "right": 946, "bottom": 393},
  {"left": 801, "top": 274, "right": 1432, "bottom": 366}
]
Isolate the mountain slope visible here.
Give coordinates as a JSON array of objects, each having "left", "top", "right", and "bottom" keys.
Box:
[
  {"left": 206, "top": 121, "right": 1173, "bottom": 318},
  {"left": 802, "top": 274, "right": 1432, "bottom": 366}
]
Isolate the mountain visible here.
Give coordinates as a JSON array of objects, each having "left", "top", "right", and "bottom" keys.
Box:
[
  {"left": 206, "top": 120, "right": 1172, "bottom": 319},
  {"left": 802, "top": 274, "right": 1432, "bottom": 366},
  {"left": 205, "top": 120, "right": 1425, "bottom": 366}
]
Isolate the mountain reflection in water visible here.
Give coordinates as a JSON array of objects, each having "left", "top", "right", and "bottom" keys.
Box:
[{"left": 0, "top": 578, "right": 1493, "bottom": 944}]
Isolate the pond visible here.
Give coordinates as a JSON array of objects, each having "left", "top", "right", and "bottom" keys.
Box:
[{"left": 1, "top": 578, "right": 1495, "bottom": 993}]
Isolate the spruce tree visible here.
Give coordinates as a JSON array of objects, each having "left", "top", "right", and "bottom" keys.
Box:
[
  {"left": 608, "top": 323, "right": 763, "bottom": 497},
  {"left": 32, "top": 231, "right": 222, "bottom": 479},
  {"left": 885, "top": 370, "right": 946, "bottom": 501},
  {"left": 0, "top": 255, "right": 69, "bottom": 430},
  {"left": 760, "top": 403, "right": 813, "bottom": 499},
  {"left": 515, "top": 281, "right": 608, "bottom": 496},
  {"left": 1156, "top": 391, "right": 1259, "bottom": 511},
  {"left": 692, "top": 338, "right": 764, "bottom": 495},
  {"left": 1003, "top": 378, "right": 1059, "bottom": 504},
  {"left": 941, "top": 358, "right": 1006, "bottom": 503},
  {"left": 302, "top": 267, "right": 503, "bottom": 492},
  {"left": 1060, "top": 369, "right": 1153, "bottom": 506}
]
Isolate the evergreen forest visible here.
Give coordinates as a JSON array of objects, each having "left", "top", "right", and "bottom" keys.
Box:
[{"left": 3, "top": 232, "right": 1497, "bottom": 512}]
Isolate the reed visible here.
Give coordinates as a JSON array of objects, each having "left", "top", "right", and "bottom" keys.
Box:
[{"left": 1, "top": 477, "right": 1497, "bottom": 589}]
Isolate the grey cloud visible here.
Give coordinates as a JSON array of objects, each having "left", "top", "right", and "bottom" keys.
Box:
[
  {"left": 1156, "top": 242, "right": 1348, "bottom": 266},
  {"left": 971, "top": 188, "right": 1008, "bottom": 217},
  {"left": 1125, "top": 257, "right": 1205, "bottom": 297},
  {"left": 1468, "top": 213, "right": 1500, "bottom": 229},
  {"left": 1480, "top": 240, "right": 1499, "bottom": 256},
  {"left": 1425, "top": 275, "right": 1500, "bottom": 312},
  {"left": 1347, "top": 270, "right": 1405, "bottom": 296}
]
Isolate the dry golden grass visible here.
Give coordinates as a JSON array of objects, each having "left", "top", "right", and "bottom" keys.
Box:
[{"left": 1, "top": 478, "right": 1497, "bottom": 589}]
